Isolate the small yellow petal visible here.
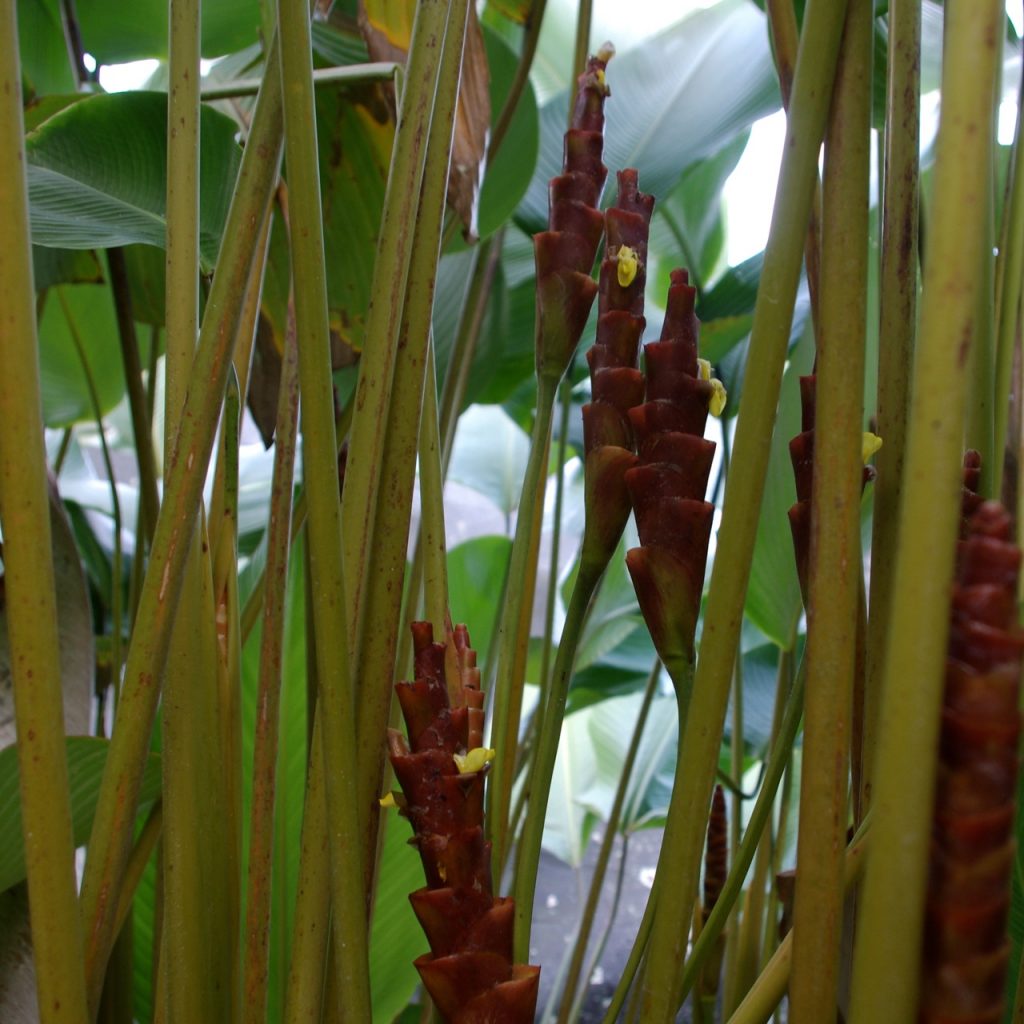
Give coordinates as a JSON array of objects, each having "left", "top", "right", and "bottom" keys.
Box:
[
  {"left": 616, "top": 246, "right": 639, "bottom": 288},
  {"left": 862, "top": 432, "right": 883, "bottom": 464},
  {"left": 453, "top": 747, "right": 496, "bottom": 774},
  {"left": 379, "top": 792, "right": 397, "bottom": 809},
  {"left": 709, "top": 379, "right": 727, "bottom": 418},
  {"left": 697, "top": 358, "right": 712, "bottom": 382},
  {"left": 597, "top": 41, "right": 616, "bottom": 63}
]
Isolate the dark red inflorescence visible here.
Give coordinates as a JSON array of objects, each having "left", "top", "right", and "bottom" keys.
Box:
[
  {"left": 919, "top": 497, "right": 1023, "bottom": 1024},
  {"left": 534, "top": 48, "right": 613, "bottom": 382},
  {"left": 624, "top": 269, "right": 718, "bottom": 668},
  {"left": 387, "top": 623, "right": 539, "bottom": 1023},
  {"left": 579, "top": 168, "right": 654, "bottom": 565}
]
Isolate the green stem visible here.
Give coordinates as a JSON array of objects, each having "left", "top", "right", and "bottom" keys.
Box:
[
  {"left": 200, "top": 61, "right": 398, "bottom": 99},
  {"left": 513, "top": 555, "right": 603, "bottom": 962},
  {"left": 419, "top": 335, "right": 449, "bottom": 637},
  {"left": 598, "top": 873, "right": 658, "bottom": 1024},
  {"left": 488, "top": 372, "right": 559, "bottom": 870},
  {"left": 788, "top": 2, "right": 871, "bottom": 1020},
  {"left": 489, "top": 0, "right": 546, "bottom": 162},
  {"left": 638, "top": 3, "right": 848, "bottom": 1019},
  {"left": 277, "top": 0, "right": 371, "bottom": 1010},
  {"left": 0, "top": 6, "right": 89, "bottom": 1019},
  {"left": 847, "top": 3, "right": 1004, "bottom": 1019},
  {"left": 242, "top": 292, "right": 301, "bottom": 1024},
  {"left": 683, "top": 653, "right": 805, "bottom": 1006},
  {"left": 79, "top": 39, "right": 284, "bottom": 1004},
  {"left": 556, "top": 659, "right": 661, "bottom": 1024},
  {"left": 727, "top": 818, "right": 870, "bottom": 1024},
  {"left": 569, "top": 0, "right": 593, "bottom": 109}
]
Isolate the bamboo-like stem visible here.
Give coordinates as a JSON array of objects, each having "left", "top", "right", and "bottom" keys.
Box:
[
  {"left": 637, "top": 5, "right": 848, "bottom": 1019},
  {"left": 111, "top": 801, "right": 163, "bottom": 940},
  {"left": 994, "top": 42, "right": 1024, "bottom": 500},
  {"left": 488, "top": 372, "right": 559, "bottom": 869},
  {"left": 0, "top": 7, "right": 89, "bottom": 1019},
  {"left": 200, "top": 61, "right": 398, "bottom": 99},
  {"left": 277, "top": 0, "right": 371, "bottom": 1010},
  {"left": 283, "top": 731, "right": 331, "bottom": 1024},
  {"left": 556, "top": 659, "right": 661, "bottom": 1024},
  {"left": 598, "top": 874, "right": 658, "bottom": 1024},
  {"left": 569, "top": 0, "right": 593, "bottom": 105},
  {"left": 847, "top": 2, "right": 1003, "bottom": 1019},
  {"left": 787, "top": 1, "right": 871, "bottom": 1019},
  {"left": 419, "top": 337, "right": 449, "bottom": 636},
  {"left": 107, "top": 248, "right": 160, "bottom": 540},
  {"left": 350, "top": 0, "right": 470, "bottom": 867},
  {"left": 727, "top": 819, "right": 870, "bottom": 1024},
  {"left": 242, "top": 295, "right": 301, "bottom": 1024},
  {"left": 513, "top": 555, "right": 604, "bottom": 962},
  {"left": 79, "top": 41, "right": 284, "bottom": 1001}
]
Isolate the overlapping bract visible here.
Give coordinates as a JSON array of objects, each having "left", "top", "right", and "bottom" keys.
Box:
[
  {"left": 580, "top": 168, "right": 654, "bottom": 564},
  {"left": 534, "top": 49, "right": 612, "bottom": 381},
  {"left": 919, "top": 498, "right": 1023, "bottom": 1024},
  {"left": 625, "top": 269, "right": 717, "bottom": 667},
  {"left": 388, "top": 623, "right": 539, "bottom": 1022}
]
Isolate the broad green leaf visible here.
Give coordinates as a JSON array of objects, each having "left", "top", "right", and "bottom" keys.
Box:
[
  {"left": 17, "top": 0, "right": 76, "bottom": 96},
  {"left": 37, "top": 284, "right": 125, "bottom": 426},
  {"left": 262, "top": 83, "right": 392, "bottom": 353},
  {"left": 648, "top": 131, "right": 749, "bottom": 292},
  {"left": 448, "top": 404, "right": 531, "bottom": 516},
  {"left": 447, "top": 536, "right": 513, "bottom": 667},
  {"left": 32, "top": 246, "right": 103, "bottom": 291},
  {"left": 567, "top": 626, "right": 658, "bottom": 716},
  {"left": 27, "top": 92, "right": 243, "bottom": 270},
  {"left": 76, "top": 0, "right": 261, "bottom": 63},
  {"left": 0, "top": 738, "right": 162, "bottom": 893},
  {"left": 541, "top": 707, "right": 599, "bottom": 865},
  {"left": 24, "top": 93, "right": 86, "bottom": 133},
  {"left": 517, "top": 0, "right": 779, "bottom": 231}
]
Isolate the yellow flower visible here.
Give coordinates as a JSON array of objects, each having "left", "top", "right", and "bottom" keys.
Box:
[
  {"left": 453, "top": 747, "right": 496, "bottom": 774},
  {"left": 862, "top": 432, "right": 883, "bottom": 464},
  {"left": 698, "top": 360, "right": 727, "bottom": 417},
  {"left": 379, "top": 792, "right": 397, "bottom": 809},
  {"left": 616, "top": 246, "right": 639, "bottom": 288}
]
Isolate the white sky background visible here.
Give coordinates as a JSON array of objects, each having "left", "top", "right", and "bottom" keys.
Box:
[{"left": 95, "top": 0, "right": 1024, "bottom": 270}]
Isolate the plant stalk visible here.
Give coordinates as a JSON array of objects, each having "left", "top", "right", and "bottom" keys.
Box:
[
  {"left": 847, "top": 2, "right": 1004, "bottom": 1019},
  {"left": 637, "top": 3, "right": 848, "bottom": 1018},
  {"left": 0, "top": 5, "right": 89, "bottom": 1018}
]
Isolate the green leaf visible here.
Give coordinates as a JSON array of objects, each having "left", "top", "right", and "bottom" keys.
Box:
[
  {"left": 32, "top": 246, "right": 104, "bottom": 291},
  {"left": 541, "top": 706, "right": 599, "bottom": 865},
  {"left": 27, "top": 92, "right": 243, "bottom": 271},
  {"left": 447, "top": 536, "right": 513, "bottom": 667},
  {"left": 0, "top": 738, "right": 162, "bottom": 893},
  {"left": 38, "top": 284, "right": 126, "bottom": 426},
  {"left": 17, "top": 0, "right": 76, "bottom": 97},
  {"left": 517, "top": 0, "right": 779, "bottom": 231},
  {"left": 447, "top": 404, "right": 531, "bottom": 516},
  {"left": 76, "top": 0, "right": 261, "bottom": 63}
]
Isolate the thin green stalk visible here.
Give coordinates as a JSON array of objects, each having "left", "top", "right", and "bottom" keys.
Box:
[
  {"left": 598, "top": 873, "right": 657, "bottom": 1024},
  {"left": 513, "top": 556, "right": 604, "bottom": 962},
  {"left": 0, "top": 6, "right": 89, "bottom": 1018},
  {"left": 848, "top": 2, "right": 1004, "bottom": 1019},
  {"left": 993, "top": 38, "right": 1024, "bottom": 500},
  {"left": 556, "top": 660, "right": 661, "bottom": 1024},
  {"left": 350, "top": 0, "right": 471, "bottom": 868},
  {"left": 722, "top": 645, "right": 743, "bottom": 1003},
  {"left": 569, "top": 0, "right": 593, "bottom": 105},
  {"left": 200, "top": 61, "right": 398, "bottom": 99},
  {"left": 720, "top": 647, "right": 797, "bottom": 1015},
  {"left": 60, "top": 289, "right": 124, "bottom": 699},
  {"left": 638, "top": 4, "right": 848, "bottom": 1018},
  {"left": 107, "top": 248, "right": 160, "bottom": 541},
  {"left": 788, "top": 1, "right": 871, "bottom": 1020},
  {"left": 727, "top": 819, "right": 870, "bottom": 1024},
  {"left": 419, "top": 336, "right": 449, "bottom": 636},
  {"left": 111, "top": 801, "right": 163, "bottom": 941},
  {"left": 53, "top": 427, "right": 73, "bottom": 476},
  {"left": 488, "top": 372, "right": 559, "bottom": 869},
  {"left": 79, "top": 41, "right": 284, "bottom": 1003},
  {"left": 489, "top": 0, "right": 546, "bottom": 162},
  {"left": 242, "top": 294, "right": 300, "bottom": 1024},
  {"left": 277, "top": 0, "right": 371, "bottom": 1010}
]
